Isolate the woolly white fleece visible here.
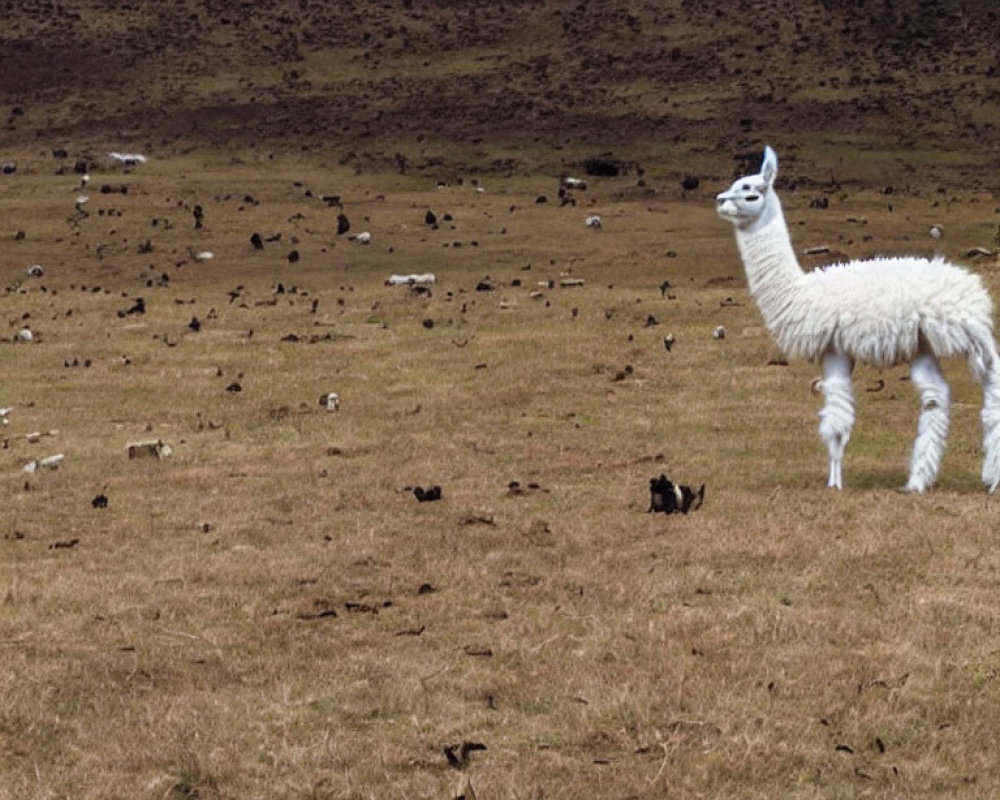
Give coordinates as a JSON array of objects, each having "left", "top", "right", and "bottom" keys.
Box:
[{"left": 736, "top": 215, "right": 995, "bottom": 367}]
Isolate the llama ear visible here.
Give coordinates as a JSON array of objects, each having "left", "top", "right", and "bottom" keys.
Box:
[{"left": 761, "top": 146, "right": 778, "bottom": 186}]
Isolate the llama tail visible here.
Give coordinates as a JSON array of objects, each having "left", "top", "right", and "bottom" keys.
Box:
[{"left": 969, "top": 334, "right": 1000, "bottom": 492}]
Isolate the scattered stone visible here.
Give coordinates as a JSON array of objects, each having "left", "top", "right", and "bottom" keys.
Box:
[
  {"left": 444, "top": 741, "right": 487, "bottom": 770},
  {"left": 126, "top": 439, "right": 172, "bottom": 460},
  {"left": 49, "top": 538, "right": 80, "bottom": 550}
]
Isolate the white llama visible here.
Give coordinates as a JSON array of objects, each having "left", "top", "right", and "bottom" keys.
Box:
[{"left": 716, "top": 146, "right": 1000, "bottom": 492}]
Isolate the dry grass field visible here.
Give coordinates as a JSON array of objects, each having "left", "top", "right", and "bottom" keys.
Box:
[{"left": 3, "top": 1, "right": 1000, "bottom": 799}]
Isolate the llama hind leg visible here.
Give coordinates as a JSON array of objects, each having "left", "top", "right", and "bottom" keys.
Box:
[
  {"left": 968, "top": 344, "right": 1000, "bottom": 492},
  {"left": 906, "top": 352, "right": 950, "bottom": 493},
  {"left": 980, "top": 380, "right": 1000, "bottom": 492},
  {"left": 818, "top": 353, "right": 855, "bottom": 490}
]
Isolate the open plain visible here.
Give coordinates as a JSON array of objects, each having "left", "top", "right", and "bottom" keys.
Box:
[{"left": 3, "top": 1, "right": 1000, "bottom": 798}]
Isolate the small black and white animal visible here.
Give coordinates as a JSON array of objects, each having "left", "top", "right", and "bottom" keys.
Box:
[
  {"left": 648, "top": 474, "right": 705, "bottom": 514},
  {"left": 413, "top": 485, "right": 443, "bottom": 503}
]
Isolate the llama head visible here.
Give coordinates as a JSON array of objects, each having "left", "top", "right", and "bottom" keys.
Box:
[{"left": 716, "top": 146, "right": 780, "bottom": 232}]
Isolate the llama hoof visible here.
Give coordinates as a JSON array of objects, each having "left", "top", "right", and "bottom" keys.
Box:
[{"left": 899, "top": 483, "right": 928, "bottom": 494}]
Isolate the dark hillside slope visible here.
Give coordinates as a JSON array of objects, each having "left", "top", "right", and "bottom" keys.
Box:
[{"left": 0, "top": 0, "right": 998, "bottom": 186}]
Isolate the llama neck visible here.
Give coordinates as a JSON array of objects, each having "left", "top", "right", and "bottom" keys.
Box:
[{"left": 733, "top": 201, "right": 806, "bottom": 334}]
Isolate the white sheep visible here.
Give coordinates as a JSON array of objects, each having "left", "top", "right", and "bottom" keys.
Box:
[
  {"left": 717, "top": 146, "right": 1000, "bottom": 492},
  {"left": 109, "top": 152, "right": 147, "bottom": 165},
  {"left": 385, "top": 273, "right": 436, "bottom": 286},
  {"left": 22, "top": 453, "right": 64, "bottom": 473}
]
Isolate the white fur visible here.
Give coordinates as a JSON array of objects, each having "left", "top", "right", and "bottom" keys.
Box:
[{"left": 718, "top": 146, "right": 1000, "bottom": 492}]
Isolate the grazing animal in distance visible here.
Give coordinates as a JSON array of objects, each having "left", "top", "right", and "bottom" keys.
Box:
[{"left": 717, "top": 146, "right": 1000, "bottom": 492}]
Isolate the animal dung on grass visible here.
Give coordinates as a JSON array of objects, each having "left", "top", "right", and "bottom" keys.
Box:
[
  {"left": 648, "top": 474, "right": 705, "bottom": 514},
  {"left": 126, "top": 439, "right": 172, "bottom": 460}
]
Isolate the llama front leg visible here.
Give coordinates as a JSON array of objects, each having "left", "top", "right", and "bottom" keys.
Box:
[
  {"left": 969, "top": 346, "right": 1000, "bottom": 492},
  {"left": 818, "top": 353, "right": 855, "bottom": 489},
  {"left": 980, "top": 378, "right": 1000, "bottom": 492},
  {"left": 905, "top": 352, "right": 950, "bottom": 492}
]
